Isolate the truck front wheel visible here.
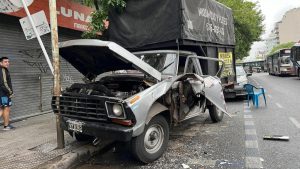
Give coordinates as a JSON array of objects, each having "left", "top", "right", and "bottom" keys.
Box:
[
  {"left": 131, "top": 115, "right": 169, "bottom": 163},
  {"left": 208, "top": 105, "right": 224, "bottom": 122}
]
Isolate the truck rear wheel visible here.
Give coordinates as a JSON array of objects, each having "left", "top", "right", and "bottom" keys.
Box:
[
  {"left": 131, "top": 115, "right": 169, "bottom": 163},
  {"left": 208, "top": 105, "right": 224, "bottom": 122}
]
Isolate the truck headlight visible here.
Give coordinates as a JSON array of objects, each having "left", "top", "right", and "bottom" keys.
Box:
[
  {"left": 112, "top": 104, "right": 123, "bottom": 116},
  {"left": 105, "top": 102, "right": 126, "bottom": 119}
]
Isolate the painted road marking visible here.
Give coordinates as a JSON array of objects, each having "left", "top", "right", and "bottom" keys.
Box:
[
  {"left": 245, "top": 121, "right": 255, "bottom": 126},
  {"left": 244, "top": 101, "right": 263, "bottom": 169},
  {"left": 289, "top": 117, "right": 300, "bottom": 129},
  {"left": 245, "top": 140, "right": 259, "bottom": 149},
  {"left": 244, "top": 115, "right": 253, "bottom": 119},
  {"left": 245, "top": 134, "right": 258, "bottom": 140},
  {"left": 245, "top": 129, "right": 257, "bottom": 136},
  {"left": 276, "top": 103, "right": 283, "bottom": 109},
  {"left": 245, "top": 157, "right": 263, "bottom": 169},
  {"left": 244, "top": 109, "right": 251, "bottom": 113}
]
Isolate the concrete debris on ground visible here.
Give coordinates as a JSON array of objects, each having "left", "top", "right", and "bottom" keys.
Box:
[{"left": 181, "top": 163, "right": 191, "bottom": 169}]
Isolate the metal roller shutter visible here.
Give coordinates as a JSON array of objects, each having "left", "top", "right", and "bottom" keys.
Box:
[{"left": 0, "top": 14, "right": 83, "bottom": 122}]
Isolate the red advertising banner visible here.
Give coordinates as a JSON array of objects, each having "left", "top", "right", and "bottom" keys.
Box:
[{"left": 1, "top": 0, "right": 94, "bottom": 32}]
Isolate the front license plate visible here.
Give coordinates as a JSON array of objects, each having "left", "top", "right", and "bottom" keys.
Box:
[{"left": 67, "top": 120, "right": 84, "bottom": 133}]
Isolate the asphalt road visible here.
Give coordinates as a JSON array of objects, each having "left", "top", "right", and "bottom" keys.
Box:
[
  {"left": 248, "top": 73, "right": 300, "bottom": 169},
  {"left": 76, "top": 73, "right": 300, "bottom": 169}
]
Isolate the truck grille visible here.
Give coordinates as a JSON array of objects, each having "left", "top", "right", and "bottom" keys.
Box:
[{"left": 52, "top": 94, "right": 110, "bottom": 122}]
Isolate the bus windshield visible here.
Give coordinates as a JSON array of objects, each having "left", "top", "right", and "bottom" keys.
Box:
[{"left": 281, "top": 56, "right": 291, "bottom": 64}]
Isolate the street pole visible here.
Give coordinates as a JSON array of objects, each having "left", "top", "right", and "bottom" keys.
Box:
[{"left": 49, "top": 0, "right": 64, "bottom": 149}]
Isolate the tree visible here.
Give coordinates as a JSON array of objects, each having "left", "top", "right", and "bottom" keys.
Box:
[
  {"left": 217, "top": 0, "right": 264, "bottom": 59},
  {"left": 268, "top": 42, "right": 295, "bottom": 55},
  {"left": 82, "top": 0, "right": 126, "bottom": 38}
]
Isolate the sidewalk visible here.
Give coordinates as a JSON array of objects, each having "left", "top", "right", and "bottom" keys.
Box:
[{"left": 0, "top": 113, "right": 106, "bottom": 169}]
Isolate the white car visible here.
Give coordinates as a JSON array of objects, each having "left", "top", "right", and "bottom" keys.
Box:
[{"left": 236, "top": 66, "right": 250, "bottom": 86}]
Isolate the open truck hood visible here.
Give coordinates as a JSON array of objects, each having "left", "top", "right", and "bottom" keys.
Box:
[{"left": 59, "top": 39, "right": 161, "bottom": 81}]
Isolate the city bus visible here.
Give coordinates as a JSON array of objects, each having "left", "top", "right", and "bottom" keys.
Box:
[
  {"left": 242, "top": 60, "right": 265, "bottom": 73},
  {"left": 291, "top": 42, "right": 300, "bottom": 77},
  {"left": 266, "top": 48, "right": 295, "bottom": 76}
]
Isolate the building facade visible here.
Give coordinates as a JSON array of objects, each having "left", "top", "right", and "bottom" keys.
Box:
[
  {"left": 277, "top": 8, "right": 300, "bottom": 44},
  {"left": 0, "top": 0, "right": 93, "bottom": 122}
]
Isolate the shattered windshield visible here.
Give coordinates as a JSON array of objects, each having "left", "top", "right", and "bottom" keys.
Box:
[{"left": 135, "top": 53, "right": 177, "bottom": 75}]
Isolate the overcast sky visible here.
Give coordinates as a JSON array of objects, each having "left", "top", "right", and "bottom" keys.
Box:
[{"left": 247, "top": 0, "right": 300, "bottom": 59}]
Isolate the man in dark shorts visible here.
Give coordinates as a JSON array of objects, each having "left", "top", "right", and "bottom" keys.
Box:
[{"left": 0, "top": 57, "right": 14, "bottom": 130}]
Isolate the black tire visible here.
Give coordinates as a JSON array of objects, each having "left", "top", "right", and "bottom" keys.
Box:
[
  {"left": 208, "top": 105, "right": 224, "bottom": 123},
  {"left": 131, "top": 115, "right": 169, "bottom": 163},
  {"left": 74, "top": 133, "right": 94, "bottom": 142}
]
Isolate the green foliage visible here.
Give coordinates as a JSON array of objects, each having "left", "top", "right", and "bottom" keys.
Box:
[
  {"left": 217, "top": 0, "right": 264, "bottom": 59},
  {"left": 82, "top": 0, "right": 126, "bottom": 39},
  {"left": 268, "top": 42, "right": 295, "bottom": 56}
]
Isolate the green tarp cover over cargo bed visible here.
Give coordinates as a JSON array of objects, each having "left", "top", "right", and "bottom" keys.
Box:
[{"left": 109, "top": 0, "right": 235, "bottom": 49}]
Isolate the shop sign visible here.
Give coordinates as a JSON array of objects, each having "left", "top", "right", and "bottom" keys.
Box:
[{"left": 0, "top": 0, "right": 94, "bottom": 32}]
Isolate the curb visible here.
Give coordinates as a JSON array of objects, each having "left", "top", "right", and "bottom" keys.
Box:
[{"left": 38, "top": 141, "right": 113, "bottom": 169}]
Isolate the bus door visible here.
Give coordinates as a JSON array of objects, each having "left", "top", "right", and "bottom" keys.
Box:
[
  {"left": 279, "top": 49, "right": 292, "bottom": 75},
  {"left": 273, "top": 54, "right": 279, "bottom": 75},
  {"left": 291, "top": 44, "right": 300, "bottom": 77}
]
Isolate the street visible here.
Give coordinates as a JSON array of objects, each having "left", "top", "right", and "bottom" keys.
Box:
[
  {"left": 1, "top": 1, "right": 300, "bottom": 169},
  {"left": 76, "top": 73, "right": 300, "bottom": 169}
]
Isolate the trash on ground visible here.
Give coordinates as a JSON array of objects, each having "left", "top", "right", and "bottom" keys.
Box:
[
  {"left": 263, "top": 135, "right": 289, "bottom": 141},
  {"left": 182, "top": 163, "right": 190, "bottom": 169}
]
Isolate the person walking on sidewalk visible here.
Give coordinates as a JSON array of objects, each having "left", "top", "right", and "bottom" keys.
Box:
[{"left": 0, "top": 57, "right": 14, "bottom": 130}]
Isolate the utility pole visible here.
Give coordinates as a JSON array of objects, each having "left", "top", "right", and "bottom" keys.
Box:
[{"left": 49, "top": 0, "right": 64, "bottom": 148}]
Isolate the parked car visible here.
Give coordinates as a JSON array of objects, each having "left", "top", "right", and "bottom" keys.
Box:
[
  {"left": 236, "top": 66, "right": 250, "bottom": 86},
  {"left": 236, "top": 66, "right": 251, "bottom": 97},
  {"left": 223, "top": 66, "right": 250, "bottom": 99},
  {"left": 52, "top": 39, "right": 229, "bottom": 163}
]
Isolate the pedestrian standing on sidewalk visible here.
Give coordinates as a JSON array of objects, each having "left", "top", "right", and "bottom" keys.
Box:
[{"left": 0, "top": 57, "right": 14, "bottom": 130}]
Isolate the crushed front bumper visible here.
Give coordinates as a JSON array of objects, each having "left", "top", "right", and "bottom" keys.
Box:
[{"left": 61, "top": 117, "right": 133, "bottom": 141}]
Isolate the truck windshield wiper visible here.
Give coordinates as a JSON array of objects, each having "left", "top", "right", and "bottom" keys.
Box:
[{"left": 159, "top": 61, "right": 175, "bottom": 72}]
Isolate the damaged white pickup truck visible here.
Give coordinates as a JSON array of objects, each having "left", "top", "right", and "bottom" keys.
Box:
[{"left": 52, "top": 39, "right": 229, "bottom": 163}]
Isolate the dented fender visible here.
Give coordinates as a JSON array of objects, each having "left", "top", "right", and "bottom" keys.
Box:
[
  {"left": 202, "top": 76, "right": 229, "bottom": 115},
  {"left": 145, "top": 102, "right": 169, "bottom": 125}
]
